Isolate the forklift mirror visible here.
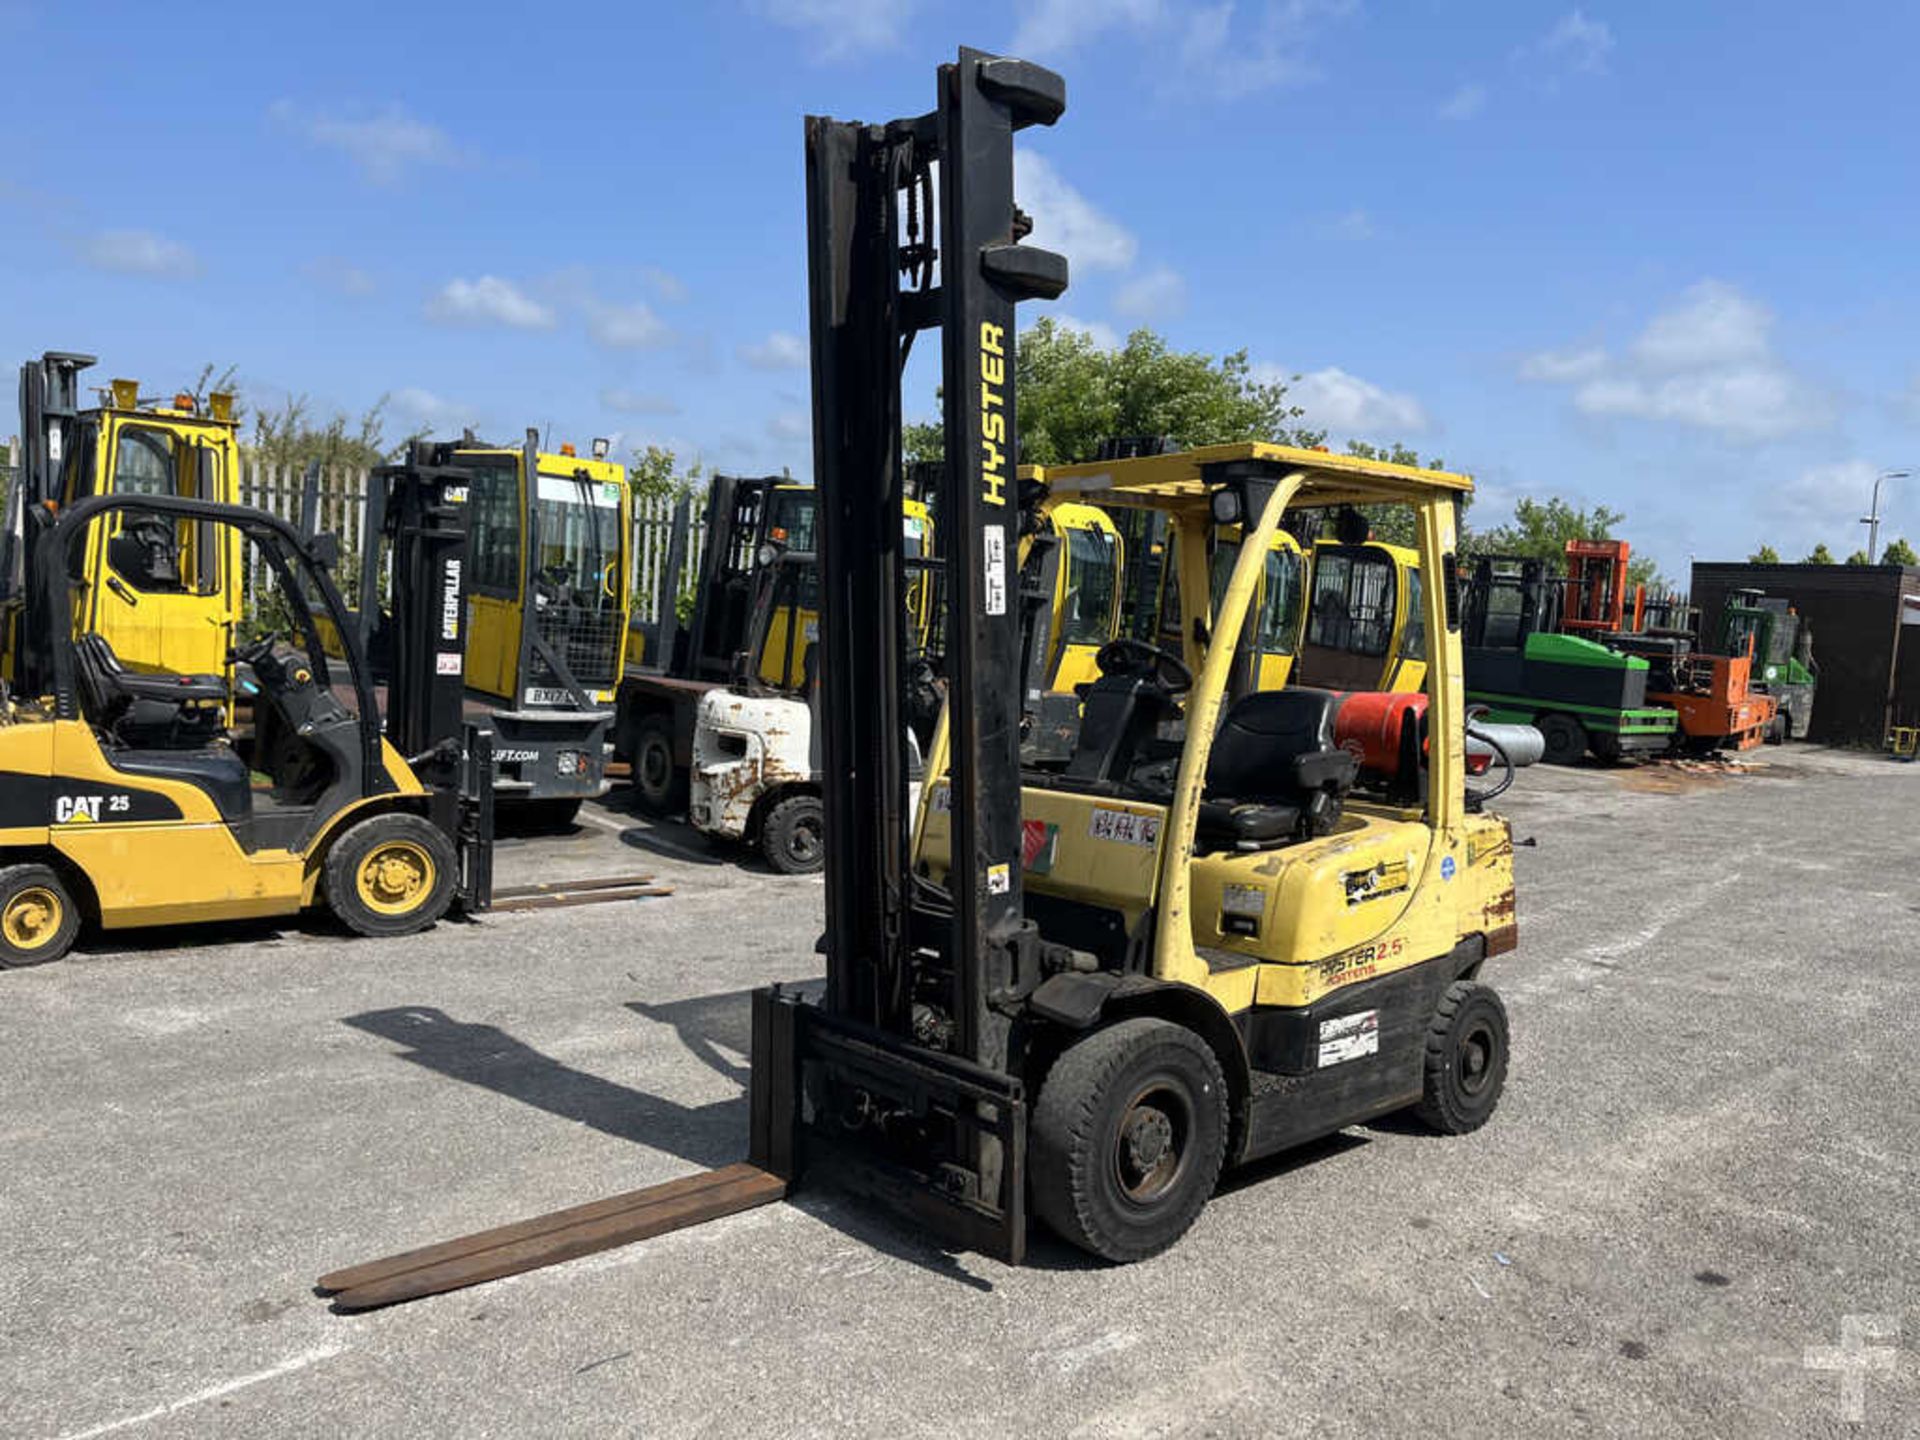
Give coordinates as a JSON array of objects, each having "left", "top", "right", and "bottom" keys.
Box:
[
  {"left": 1209, "top": 489, "right": 1243, "bottom": 527},
  {"left": 307, "top": 532, "right": 343, "bottom": 571}
]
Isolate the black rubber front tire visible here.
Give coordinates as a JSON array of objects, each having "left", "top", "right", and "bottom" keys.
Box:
[
  {"left": 1413, "top": 981, "right": 1510, "bottom": 1135},
  {"left": 631, "top": 714, "right": 686, "bottom": 817},
  {"left": 1538, "top": 713, "right": 1589, "bottom": 766},
  {"left": 760, "top": 794, "right": 825, "bottom": 875},
  {"left": 324, "top": 813, "right": 458, "bottom": 938},
  {"left": 0, "top": 863, "right": 80, "bottom": 968},
  {"left": 1031, "top": 1018, "right": 1230, "bottom": 1263}
]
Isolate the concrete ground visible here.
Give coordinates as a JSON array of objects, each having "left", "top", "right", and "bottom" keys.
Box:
[{"left": 2, "top": 750, "right": 1915, "bottom": 1439}]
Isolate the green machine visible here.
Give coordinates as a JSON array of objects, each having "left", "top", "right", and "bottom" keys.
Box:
[
  {"left": 1462, "top": 556, "right": 1676, "bottom": 764},
  {"left": 1720, "top": 587, "right": 1817, "bottom": 741}
]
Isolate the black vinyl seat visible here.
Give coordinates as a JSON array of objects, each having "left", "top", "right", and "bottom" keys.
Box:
[
  {"left": 73, "top": 633, "right": 226, "bottom": 749},
  {"left": 1196, "top": 688, "right": 1358, "bottom": 852}
]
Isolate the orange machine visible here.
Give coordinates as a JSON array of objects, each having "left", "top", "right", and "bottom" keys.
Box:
[{"left": 1563, "top": 539, "right": 1776, "bottom": 753}]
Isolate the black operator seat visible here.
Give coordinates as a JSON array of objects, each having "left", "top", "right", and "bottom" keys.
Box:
[
  {"left": 1062, "top": 668, "right": 1181, "bottom": 791},
  {"left": 1196, "top": 687, "right": 1358, "bottom": 852}
]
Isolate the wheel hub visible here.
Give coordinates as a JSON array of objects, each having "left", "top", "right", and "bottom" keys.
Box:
[
  {"left": 3, "top": 888, "right": 60, "bottom": 948},
  {"left": 1122, "top": 1105, "right": 1174, "bottom": 1176},
  {"left": 359, "top": 844, "right": 431, "bottom": 913}
]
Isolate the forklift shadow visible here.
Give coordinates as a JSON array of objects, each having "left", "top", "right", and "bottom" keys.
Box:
[
  {"left": 339, "top": 1005, "right": 745, "bottom": 1170},
  {"left": 617, "top": 820, "right": 731, "bottom": 868}
]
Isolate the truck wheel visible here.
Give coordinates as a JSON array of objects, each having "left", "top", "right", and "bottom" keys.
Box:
[
  {"left": 1766, "top": 713, "right": 1788, "bottom": 745},
  {"left": 325, "top": 813, "right": 457, "bottom": 938},
  {"left": 760, "top": 795, "right": 825, "bottom": 874},
  {"left": 0, "top": 864, "right": 80, "bottom": 968},
  {"left": 1413, "top": 981, "right": 1509, "bottom": 1135},
  {"left": 631, "top": 715, "right": 686, "bottom": 817},
  {"left": 1031, "top": 1018, "right": 1230, "bottom": 1263},
  {"left": 1538, "top": 713, "right": 1588, "bottom": 765}
]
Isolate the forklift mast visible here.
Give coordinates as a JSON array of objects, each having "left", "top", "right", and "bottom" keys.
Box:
[
  {"left": 1562, "top": 538, "right": 1635, "bottom": 634},
  {"left": 804, "top": 48, "right": 1066, "bottom": 1046},
  {"left": 6, "top": 354, "right": 97, "bottom": 686}
]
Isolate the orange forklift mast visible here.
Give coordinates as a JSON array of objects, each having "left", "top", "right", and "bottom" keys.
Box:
[{"left": 1564, "top": 539, "right": 1777, "bottom": 753}]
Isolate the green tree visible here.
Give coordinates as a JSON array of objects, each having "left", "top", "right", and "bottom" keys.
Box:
[
  {"left": 1845, "top": 549, "right": 1872, "bottom": 565},
  {"left": 251, "top": 395, "right": 400, "bottom": 470},
  {"left": 1881, "top": 537, "right": 1918, "bottom": 566},
  {"left": 1749, "top": 544, "right": 1780, "bottom": 564},
  {"left": 904, "top": 319, "right": 1322, "bottom": 465},
  {"left": 1803, "top": 542, "right": 1835, "bottom": 564},
  {"left": 629, "top": 443, "right": 704, "bottom": 504},
  {"left": 1343, "top": 440, "right": 1466, "bottom": 547},
  {"left": 1467, "top": 496, "right": 1664, "bottom": 592}
]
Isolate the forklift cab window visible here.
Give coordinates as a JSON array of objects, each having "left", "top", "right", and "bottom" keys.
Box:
[
  {"left": 763, "top": 489, "right": 818, "bottom": 556},
  {"left": 1308, "top": 550, "right": 1394, "bottom": 656},
  {"left": 1401, "top": 567, "right": 1425, "bottom": 662},
  {"left": 466, "top": 458, "right": 521, "bottom": 595},
  {"left": 1480, "top": 579, "right": 1525, "bottom": 649},
  {"left": 1208, "top": 538, "right": 1297, "bottom": 654},
  {"left": 113, "top": 426, "right": 175, "bottom": 497},
  {"left": 1060, "top": 525, "right": 1117, "bottom": 645},
  {"left": 534, "top": 472, "right": 622, "bottom": 609}
]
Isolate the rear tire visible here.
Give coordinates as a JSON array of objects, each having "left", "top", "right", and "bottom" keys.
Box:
[
  {"left": 324, "top": 813, "right": 458, "bottom": 938},
  {"left": 1031, "top": 1018, "right": 1230, "bottom": 1263},
  {"left": 759, "top": 794, "right": 825, "bottom": 874},
  {"left": 1538, "top": 713, "right": 1589, "bottom": 766},
  {"left": 631, "top": 714, "right": 686, "bottom": 817},
  {"left": 0, "top": 864, "right": 79, "bottom": 968},
  {"left": 1413, "top": 981, "right": 1509, "bottom": 1135}
]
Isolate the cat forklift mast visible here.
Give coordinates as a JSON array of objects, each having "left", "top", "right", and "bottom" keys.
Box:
[
  {"left": 316, "top": 46, "right": 1518, "bottom": 1308},
  {"left": 0, "top": 469, "right": 491, "bottom": 969},
  {"left": 6, "top": 353, "right": 242, "bottom": 681}
]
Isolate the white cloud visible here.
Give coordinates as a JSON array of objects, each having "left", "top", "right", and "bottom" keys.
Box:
[
  {"left": 1518, "top": 347, "right": 1607, "bottom": 383},
  {"left": 1279, "top": 365, "right": 1430, "bottom": 436},
  {"left": 739, "top": 330, "right": 808, "bottom": 371},
  {"left": 270, "top": 100, "right": 460, "bottom": 185},
  {"left": 304, "top": 256, "right": 375, "bottom": 297},
  {"left": 585, "top": 297, "right": 670, "bottom": 349},
  {"left": 1438, "top": 82, "right": 1486, "bottom": 120},
  {"left": 1048, "top": 313, "right": 1122, "bottom": 350},
  {"left": 424, "top": 276, "right": 557, "bottom": 330},
  {"left": 1328, "top": 208, "right": 1373, "bottom": 240},
  {"left": 1534, "top": 9, "right": 1614, "bottom": 75},
  {"left": 601, "top": 389, "right": 681, "bottom": 416},
  {"left": 1013, "top": 0, "right": 1160, "bottom": 55},
  {"left": 755, "top": 0, "right": 911, "bottom": 58},
  {"left": 766, "top": 411, "right": 812, "bottom": 444},
  {"left": 1113, "top": 265, "right": 1188, "bottom": 322},
  {"left": 1520, "top": 281, "right": 1831, "bottom": 443},
  {"left": 1178, "top": 0, "right": 1351, "bottom": 99},
  {"left": 1014, "top": 150, "right": 1137, "bottom": 273},
  {"left": 77, "top": 229, "right": 197, "bottom": 279},
  {"left": 390, "top": 387, "right": 480, "bottom": 434},
  {"left": 644, "top": 266, "right": 688, "bottom": 303}
]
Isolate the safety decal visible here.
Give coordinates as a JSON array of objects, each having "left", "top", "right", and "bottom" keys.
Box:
[
  {"left": 987, "top": 862, "right": 1012, "bottom": 895},
  {"left": 1317, "top": 1010, "right": 1379, "bottom": 1068},
  {"left": 929, "top": 781, "right": 951, "bottom": 814},
  {"left": 436, "top": 653, "right": 462, "bottom": 675},
  {"left": 983, "top": 525, "right": 1007, "bottom": 616},
  {"left": 1440, "top": 854, "right": 1457, "bottom": 881},
  {"left": 1221, "top": 883, "right": 1266, "bottom": 918},
  {"left": 1088, "top": 806, "right": 1160, "bottom": 848}
]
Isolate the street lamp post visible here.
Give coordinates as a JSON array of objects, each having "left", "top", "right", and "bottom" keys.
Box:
[{"left": 1862, "top": 469, "right": 1909, "bottom": 563}]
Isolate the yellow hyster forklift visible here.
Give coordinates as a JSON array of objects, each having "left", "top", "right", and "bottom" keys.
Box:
[
  {"left": 1296, "top": 528, "right": 1426, "bottom": 693},
  {"left": 340, "top": 430, "right": 629, "bottom": 827},
  {"left": 317, "top": 47, "right": 1520, "bottom": 1305},
  {"left": 6, "top": 354, "right": 242, "bottom": 681},
  {"left": 0, "top": 451, "right": 492, "bottom": 968}
]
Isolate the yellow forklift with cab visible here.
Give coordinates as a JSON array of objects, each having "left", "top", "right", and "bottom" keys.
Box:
[
  {"left": 6, "top": 353, "right": 242, "bottom": 682},
  {"left": 1296, "top": 526, "right": 1426, "bottom": 692},
  {"left": 340, "top": 430, "right": 629, "bottom": 828},
  {"left": 0, "top": 460, "right": 492, "bottom": 968}
]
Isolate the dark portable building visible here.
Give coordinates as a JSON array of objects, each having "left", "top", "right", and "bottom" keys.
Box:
[{"left": 1690, "top": 561, "right": 1920, "bottom": 745}]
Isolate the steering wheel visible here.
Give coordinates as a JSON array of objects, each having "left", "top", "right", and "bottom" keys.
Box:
[
  {"left": 231, "top": 634, "right": 280, "bottom": 668},
  {"left": 1095, "top": 637, "right": 1193, "bottom": 694}
]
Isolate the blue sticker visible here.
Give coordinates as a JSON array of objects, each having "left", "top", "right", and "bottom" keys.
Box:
[{"left": 1440, "top": 855, "right": 1457, "bottom": 881}]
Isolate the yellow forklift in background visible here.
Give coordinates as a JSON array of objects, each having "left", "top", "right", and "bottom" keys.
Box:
[
  {"left": 0, "top": 470, "right": 492, "bottom": 969},
  {"left": 1296, "top": 529, "right": 1426, "bottom": 692},
  {"left": 338, "top": 430, "right": 630, "bottom": 827},
  {"left": 6, "top": 353, "right": 242, "bottom": 681}
]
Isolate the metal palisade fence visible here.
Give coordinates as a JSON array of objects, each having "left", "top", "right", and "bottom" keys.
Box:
[{"left": 0, "top": 441, "right": 699, "bottom": 643}]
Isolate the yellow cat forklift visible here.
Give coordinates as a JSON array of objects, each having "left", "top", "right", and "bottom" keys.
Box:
[
  {"left": 0, "top": 457, "right": 492, "bottom": 969},
  {"left": 6, "top": 353, "right": 242, "bottom": 681},
  {"left": 317, "top": 47, "right": 1520, "bottom": 1305}
]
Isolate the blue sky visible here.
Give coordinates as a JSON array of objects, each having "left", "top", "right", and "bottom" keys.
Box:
[{"left": 3, "top": 0, "right": 1916, "bottom": 580}]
